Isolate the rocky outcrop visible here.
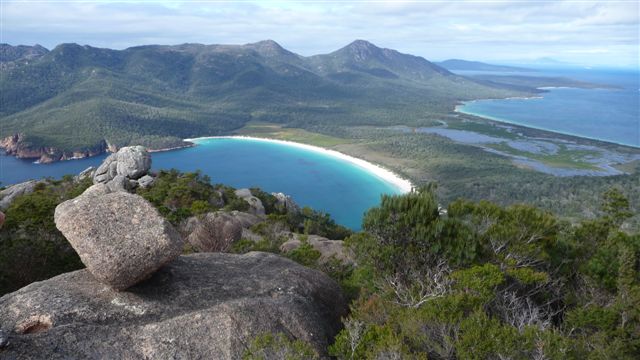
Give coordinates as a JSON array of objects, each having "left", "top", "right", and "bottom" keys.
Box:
[
  {"left": 280, "top": 235, "right": 353, "bottom": 265},
  {"left": 137, "top": 174, "right": 155, "bottom": 188},
  {"left": 93, "top": 146, "right": 151, "bottom": 184},
  {"left": 54, "top": 184, "right": 183, "bottom": 290},
  {"left": 185, "top": 212, "right": 243, "bottom": 252},
  {"left": 0, "top": 210, "right": 5, "bottom": 229},
  {"left": 0, "top": 134, "right": 108, "bottom": 164},
  {"left": 235, "top": 188, "right": 266, "bottom": 217},
  {"left": 0, "top": 180, "right": 43, "bottom": 210},
  {"left": 272, "top": 192, "right": 300, "bottom": 214},
  {"left": 228, "top": 210, "right": 263, "bottom": 228},
  {"left": 0, "top": 252, "right": 348, "bottom": 359},
  {"left": 75, "top": 166, "right": 96, "bottom": 182}
]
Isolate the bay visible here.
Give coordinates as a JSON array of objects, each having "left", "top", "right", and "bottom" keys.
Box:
[{"left": 1, "top": 137, "right": 406, "bottom": 230}]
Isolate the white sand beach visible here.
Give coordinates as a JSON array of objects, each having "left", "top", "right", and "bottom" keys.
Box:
[{"left": 184, "top": 136, "right": 414, "bottom": 193}]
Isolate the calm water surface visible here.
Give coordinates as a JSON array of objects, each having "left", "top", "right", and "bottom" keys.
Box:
[
  {"left": 1, "top": 138, "right": 404, "bottom": 230},
  {"left": 457, "top": 68, "right": 640, "bottom": 147}
]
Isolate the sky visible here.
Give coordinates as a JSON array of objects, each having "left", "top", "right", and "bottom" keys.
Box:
[{"left": 1, "top": 0, "right": 638, "bottom": 68}]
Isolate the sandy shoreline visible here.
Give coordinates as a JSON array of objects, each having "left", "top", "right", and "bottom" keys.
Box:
[{"left": 184, "top": 135, "right": 414, "bottom": 193}]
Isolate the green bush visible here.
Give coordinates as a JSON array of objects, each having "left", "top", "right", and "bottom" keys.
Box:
[
  {"left": 0, "top": 177, "right": 92, "bottom": 295},
  {"left": 243, "top": 333, "right": 318, "bottom": 360}
]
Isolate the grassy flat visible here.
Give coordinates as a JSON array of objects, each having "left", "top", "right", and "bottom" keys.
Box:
[{"left": 234, "top": 121, "right": 351, "bottom": 148}]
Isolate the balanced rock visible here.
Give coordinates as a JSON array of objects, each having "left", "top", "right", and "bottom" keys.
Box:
[
  {"left": 0, "top": 252, "right": 347, "bottom": 359},
  {"left": 93, "top": 146, "right": 151, "bottom": 184},
  {"left": 185, "top": 212, "right": 243, "bottom": 252},
  {"left": 234, "top": 188, "right": 265, "bottom": 217},
  {"left": 54, "top": 185, "right": 183, "bottom": 290}
]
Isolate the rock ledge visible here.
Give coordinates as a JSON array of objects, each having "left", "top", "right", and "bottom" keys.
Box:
[{"left": 0, "top": 252, "right": 347, "bottom": 359}]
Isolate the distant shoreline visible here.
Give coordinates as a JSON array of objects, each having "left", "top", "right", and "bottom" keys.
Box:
[
  {"left": 184, "top": 135, "right": 415, "bottom": 193},
  {"left": 454, "top": 101, "right": 640, "bottom": 149}
]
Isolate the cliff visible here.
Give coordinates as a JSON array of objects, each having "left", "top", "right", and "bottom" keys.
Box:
[{"left": 0, "top": 134, "right": 108, "bottom": 163}]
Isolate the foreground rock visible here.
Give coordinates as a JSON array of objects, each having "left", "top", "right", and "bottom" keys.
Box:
[
  {"left": 185, "top": 212, "right": 243, "bottom": 252},
  {"left": 0, "top": 252, "right": 347, "bottom": 359},
  {"left": 0, "top": 180, "right": 42, "bottom": 210},
  {"left": 93, "top": 146, "right": 151, "bottom": 185},
  {"left": 54, "top": 184, "right": 183, "bottom": 290}
]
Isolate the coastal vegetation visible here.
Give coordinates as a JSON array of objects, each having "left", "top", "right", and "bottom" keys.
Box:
[
  {"left": 237, "top": 121, "right": 640, "bottom": 232},
  {"left": 1, "top": 169, "right": 637, "bottom": 358}
]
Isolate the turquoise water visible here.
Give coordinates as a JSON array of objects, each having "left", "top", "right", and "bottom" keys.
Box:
[
  {"left": 457, "top": 69, "right": 640, "bottom": 148},
  {"left": 0, "top": 138, "right": 404, "bottom": 230}
]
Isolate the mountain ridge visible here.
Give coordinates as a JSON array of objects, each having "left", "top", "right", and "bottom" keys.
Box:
[{"left": 0, "top": 40, "right": 528, "bottom": 162}]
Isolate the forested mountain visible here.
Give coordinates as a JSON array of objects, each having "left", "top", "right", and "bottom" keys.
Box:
[{"left": 0, "top": 40, "right": 528, "bottom": 161}]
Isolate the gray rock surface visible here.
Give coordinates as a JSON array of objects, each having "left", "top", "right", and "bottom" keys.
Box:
[
  {"left": 137, "top": 174, "right": 155, "bottom": 188},
  {"left": 280, "top": 235, "right": 353, "bottom": 265},
  {"left": 105, "top": 174, "right": 131, "bottom": 193},
  {"left": 234, "top": 188, "right": 252, "bottom": 198},
  {"left": 234, "top": 189, "right": 265, "bottom": 217},
  {"left": 54, "top": 186, "right": 183, "bottom": 290},
  {"left": 75, "top": 166, "right": 95, "bottom": 182},
  {"left": 186, "top": 212, "right": 243, "bottom": 252},
  {"left": 229, "top": 210, "right": 263, "bottom": 228},
  {"left": 0, "top": 328, "right": 8, "bottom": 348},
  {"left": 0, "top": 252, "right": 347, "bottom": 359},
  {"left": 0, "top": 180, "right": 41, "bottom": 210},
  {"left": 93, "top": 146, "right": 151, "bottom": 184},
  {"left": 272, "top": 192, "right": 300, "bottom": 214},
  {"left": 242, "top": 228, "right": 264, "bottom": 243}
]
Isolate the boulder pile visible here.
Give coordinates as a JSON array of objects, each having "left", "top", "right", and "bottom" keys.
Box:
[
  {"left": 53, "top": 146, "right": 181, "bottom": 290},
  {"left": 92, "top": 145, "right": 153, "bottom": 191},
  {"left": 1, "top": 146, "right": 349, "bottom": 358}
]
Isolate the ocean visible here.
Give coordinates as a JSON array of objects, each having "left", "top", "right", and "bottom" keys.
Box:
[
  {"left": 0, "top": 138, "right": 404, "bottom": 230},
  {"left": 456, "top": 68, "right": 640, "bottom": 148}
]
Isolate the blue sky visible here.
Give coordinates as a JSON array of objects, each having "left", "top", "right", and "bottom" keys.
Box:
[{"left": 1, "top": 0, "right": 638, "bottom": 67}]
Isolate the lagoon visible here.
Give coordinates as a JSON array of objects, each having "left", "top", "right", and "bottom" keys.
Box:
[
  {"left": 456, "top": 68, "right": 640, "bottom": 148},
  {"left": 1, "top": 137, "right": 409, "bottom": 230}
]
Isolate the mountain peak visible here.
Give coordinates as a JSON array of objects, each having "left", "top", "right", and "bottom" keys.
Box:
[
  {"left": 334, "top": 40, "right": 385, "bottom": 62},
  {"left": 345, "top": 39, "right": 380, "bottom": 51},
  {"left": 243, "top": 39, "right": 291, "bottom": 57}
]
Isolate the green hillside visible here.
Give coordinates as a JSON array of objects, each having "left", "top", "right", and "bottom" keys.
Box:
[{"left": 0, "top": 40, "right": 528, "bottom": 154}]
